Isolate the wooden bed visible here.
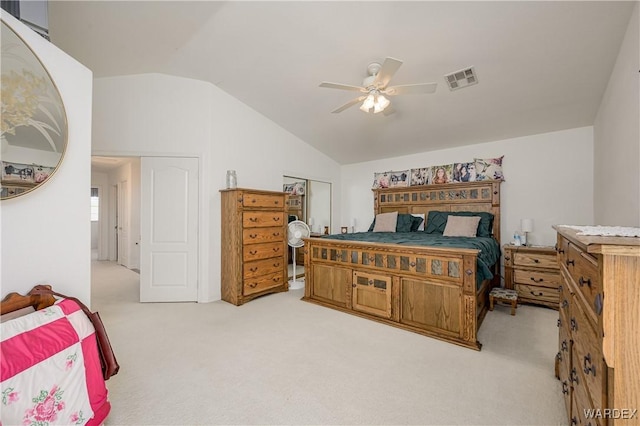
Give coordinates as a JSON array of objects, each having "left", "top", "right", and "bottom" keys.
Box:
[{"left": 302, "top": 181, "right": 501, "bottom": 350}]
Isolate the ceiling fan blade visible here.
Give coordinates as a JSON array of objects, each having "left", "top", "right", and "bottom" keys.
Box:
[
  {"left": 384, "top": 82, "right": 438, "bottom": 96},
  {"left": 331, "top": 96, "right": 366, "bottom": 113},
  {"left": 319, "top": 82, "right": 366, "bottom": 92},
  {"left": 373, "top": 57, "right": 403, "bottom": 88}
]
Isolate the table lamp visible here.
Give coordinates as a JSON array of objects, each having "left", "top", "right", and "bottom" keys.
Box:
[{"left": 521, "top": 218, "right": 533, "bottom": 246}]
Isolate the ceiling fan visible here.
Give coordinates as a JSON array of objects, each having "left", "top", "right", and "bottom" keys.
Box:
[{"left": 319, "top": 57, "right": 437, "bottom": 115}]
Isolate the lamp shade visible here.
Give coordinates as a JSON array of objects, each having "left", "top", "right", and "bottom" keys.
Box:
[{"left": 521, "top": 218, "right": 533, "bottom": 233}]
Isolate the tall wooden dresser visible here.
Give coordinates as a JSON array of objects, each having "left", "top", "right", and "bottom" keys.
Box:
[
  {"left": 221, "top": 188, "right": 288, "bottom": 305},
  {"left": 554, "top": 226, "right": 640, "bottom": 426}
]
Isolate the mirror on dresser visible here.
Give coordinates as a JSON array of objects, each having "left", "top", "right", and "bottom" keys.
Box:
[{"left": 283, "top": 175, "right": 332, "bottom": 278}]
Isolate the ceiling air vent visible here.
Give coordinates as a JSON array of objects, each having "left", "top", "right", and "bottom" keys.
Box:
[{"left": 444, "top": 66, "right": 478, "bottom": 91}]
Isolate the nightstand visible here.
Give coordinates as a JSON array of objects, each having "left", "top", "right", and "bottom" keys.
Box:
[{"left": 503, "top": 245, "right": 560, "bottom": 309}]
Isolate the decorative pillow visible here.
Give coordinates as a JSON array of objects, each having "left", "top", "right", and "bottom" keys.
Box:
[
  {"left": 475, "top": 156, "right": 504, "bottom": 181},
  {"left": 369, "top": 213, "right": 418, "bottom": 232},
  {"left": 410, "top": 215, "right": 424, "bottom": 232},
  {"left": 431, "top": 165, "right": 453, "bottom": 184},
  {"left": 396, "top": 214, "right": 414, "bottom": 232},
  {"left": 411, "top": 213, "right": 425, "bottom": 231},
  {"left": 443, "top": 216, "right": 481, "bottom": 237},
  {"left": 425, "top": 211, "right": 494, "bottom": 237},
  {"left": 452, "top": 162, "right": 476, "bottom": 182},
  {"left": 410, "top": 168, "right": 431, "bottom": 186},
  {"left": 372, "top": 211, "right": 398, "bottom": 232}
]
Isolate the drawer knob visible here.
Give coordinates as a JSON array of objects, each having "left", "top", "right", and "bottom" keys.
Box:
[
  {"left": 562, "top": 381, "right": 569, "bottom": 395},
  {"left": 274, "top": 200, "right": 279, "bottom": 205},
  {"left": 273, "top": 277, "right": 279, "bottom": 282},
  {"left": 249, "top": 217, "right": 258, "bottom": 222},
  {"left": 273, "top": 232, "right": 280, "bottom": 236},
  {"left": 248, "top": 282, "right": 258, "bottom": 288},
  {"left": 556, "top": 351, "right": 562, "bottom": 363},
  {"left": 251, "top": 199, "right": 256, "bottom": 203},
  {"left": 530, "top": 277, "right": 544, "bottom": 283},
  {"left": 504, "top": 256, "right": 510, "bottom": 261},
  {"left": 410, "top": 261, "right": 416, "bottom": 267},
  {"left": 557, "top": 318, "right": 562, "bottom": 328},
  {"left": 273, "top": 262, "right": 280, "bottom": 267},
  {"left": 562, "top": 300, "right": 569, "bottom": 309},
  {"left": 558, "top": 285, "right": 563, "bottom": 292},
  {"left": 571, "top": 417, "right": 578, "bottom": 426},
  {"left": 558, "top": 249, "right": 565, "bottom": 254},
  {"left": 274, "top": 217, "right": 280, "bottom": 221},
  {"left": 530, "top": 291, "right": 543, "bottom": 297},
  {"left": 561, "top": 340, "right": 568, "bottom": 352},
  {"left": 578, "top": 276, "right": 591, "bottom": 288},
  {"left": 566, "top": 259, "right": 575, "bottom": 266},
  {"left": 570, "top": 367, "right": 579, "bottom": 384},
  {"left": 249, "top": 250, "right": 258, "bottom": 255},
  {"left": 273, "top": 247, "right": 280, "bottom": 252},
  {"left": 533, "top": 258, "right": 540, "bottom": 263},
  {"left": 594, "top": 293, "right": 603, "bottom": 316},
  {"left": 570, "top": 318, "right": 578, "bottom": 331},
  {"left": 249, "top": 267, "right": 258, "bottom": 272},
  {"left": 249, "top": 234, "right": 257, "bottom": 239},
  {"left": 583, "top": 353, "right": 597, "bottom": 377}
]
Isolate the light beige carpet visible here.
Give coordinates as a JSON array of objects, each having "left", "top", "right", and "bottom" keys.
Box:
[{"left": 92, "top": 260, "right": 565, "bottom": 425}]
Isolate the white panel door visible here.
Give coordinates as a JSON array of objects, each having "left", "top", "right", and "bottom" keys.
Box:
[{"left": 140, "top": 157, "right": 199, "bottom": 302}]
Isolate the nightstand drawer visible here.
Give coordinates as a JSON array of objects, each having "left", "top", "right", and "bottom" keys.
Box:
[
  {"left": 514, "top": 252, "right": 558, "bottom": 269},
  {"left": 515, "top": 284, "right": 559, "bottom": 304},
  {"left": 514, "top": 269, "right": 560, "bottom": 289}
]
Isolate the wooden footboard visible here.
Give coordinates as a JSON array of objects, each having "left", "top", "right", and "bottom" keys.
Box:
[{"left": 302, "top": 238, "right": 493, "bottom": 350}]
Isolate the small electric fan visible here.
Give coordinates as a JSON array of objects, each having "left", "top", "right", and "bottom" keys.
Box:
[{"left": 287, "top": 220, "right": 311, "bottom": 290}]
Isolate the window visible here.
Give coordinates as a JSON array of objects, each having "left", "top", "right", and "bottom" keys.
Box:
[{"left": 90, "top": 187, "right": 99, "bottom": 221}]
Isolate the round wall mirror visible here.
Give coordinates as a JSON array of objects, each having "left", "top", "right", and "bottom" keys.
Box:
[{"left": 1, "top": 19, "right": 68, "bottom": 200}]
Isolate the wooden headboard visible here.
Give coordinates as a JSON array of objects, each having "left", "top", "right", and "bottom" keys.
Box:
[
  {"left": 0, "top": 285, "right": 56, "bottom": 315},
  {"left": 372, "top": 180, "right": 502, "bottom": 243}
]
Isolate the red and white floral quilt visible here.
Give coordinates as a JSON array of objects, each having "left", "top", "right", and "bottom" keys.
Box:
[{"left": 1, "top": 299, "right": 111, "bottom": 426}]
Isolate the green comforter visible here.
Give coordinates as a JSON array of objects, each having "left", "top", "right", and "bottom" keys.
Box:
[{"left": 320, "top": 232, "right": 500, "bottom": 283}]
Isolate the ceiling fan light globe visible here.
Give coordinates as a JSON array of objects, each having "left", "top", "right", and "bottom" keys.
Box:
[
  {"left": 377, "top": 95, "right": 390, "bottom": 110},
  {"left": 362, "top": 94, "right": 375, "bottom": 109}
]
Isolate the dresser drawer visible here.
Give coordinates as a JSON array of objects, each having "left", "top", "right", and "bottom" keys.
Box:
[
  {"left": 516, "top": 284, "right": 559, "bottom": 304},
  {"left": 571, "top": 350, "right": 602, "bottom": 426},
  {"left": 514, "top": 269, "right": 560, "bottom": 289},
  {"left": 571, "top": 296, "right": 604, "bottom": 412},
  {"left": 243, "top": 211, "right": 285, "bottom": 228},
  {"left": 242, "top": 192, "right": 284, "bottom": 209},
  {"left": 243, "top": 242, "right": 285, "bottom": 261},
  {"left": 243, "top": 271, "right": 285, "bottom": 296},
  {"left": 514, "top": 251, "right": 558, "bottom": 269},
  {"left": 243, "top": 227, "right": 285, "bottom": 245},
  {"left": 566, "top": 243, "right": 601, "bottom": 324},
  {"left": 244, "top": 257, "right": 285, "bottom": 279}
]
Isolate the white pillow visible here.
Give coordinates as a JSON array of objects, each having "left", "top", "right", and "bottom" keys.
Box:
[
  {"left": 443, "top": 216, "right": 481, "bottom": 237},
  {"left": 373, "top": 211, "right": 398, "bottom": 232}
]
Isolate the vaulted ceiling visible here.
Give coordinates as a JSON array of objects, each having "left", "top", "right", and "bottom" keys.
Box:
[{"left": 49, "top": 1, "right": 635, "bottom": 164}]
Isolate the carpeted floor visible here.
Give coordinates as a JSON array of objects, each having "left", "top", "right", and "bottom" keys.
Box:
[{"left": 92, "top": 260, "right": 566, "bottom": 425}]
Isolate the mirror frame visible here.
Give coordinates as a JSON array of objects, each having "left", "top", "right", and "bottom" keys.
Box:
[
  {"left": 1, "top": 19, "right": 68, "bottom": 200},
  {"left": 283, "top": 175, "right": 332, "bottom": 233}
]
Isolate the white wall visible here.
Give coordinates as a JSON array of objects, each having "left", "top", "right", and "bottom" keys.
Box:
[
  {"left": 92, "top": 73, "right": 341, "bottom": 302},
  {"left": 593, "top": 3, "right": 640, "bottom": 227},
  {"left": 341, "top": 127, "right": 594, "bottom": 247},
  {"left": 1, "top": 12, "right": 93, "bottom": 305}
]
